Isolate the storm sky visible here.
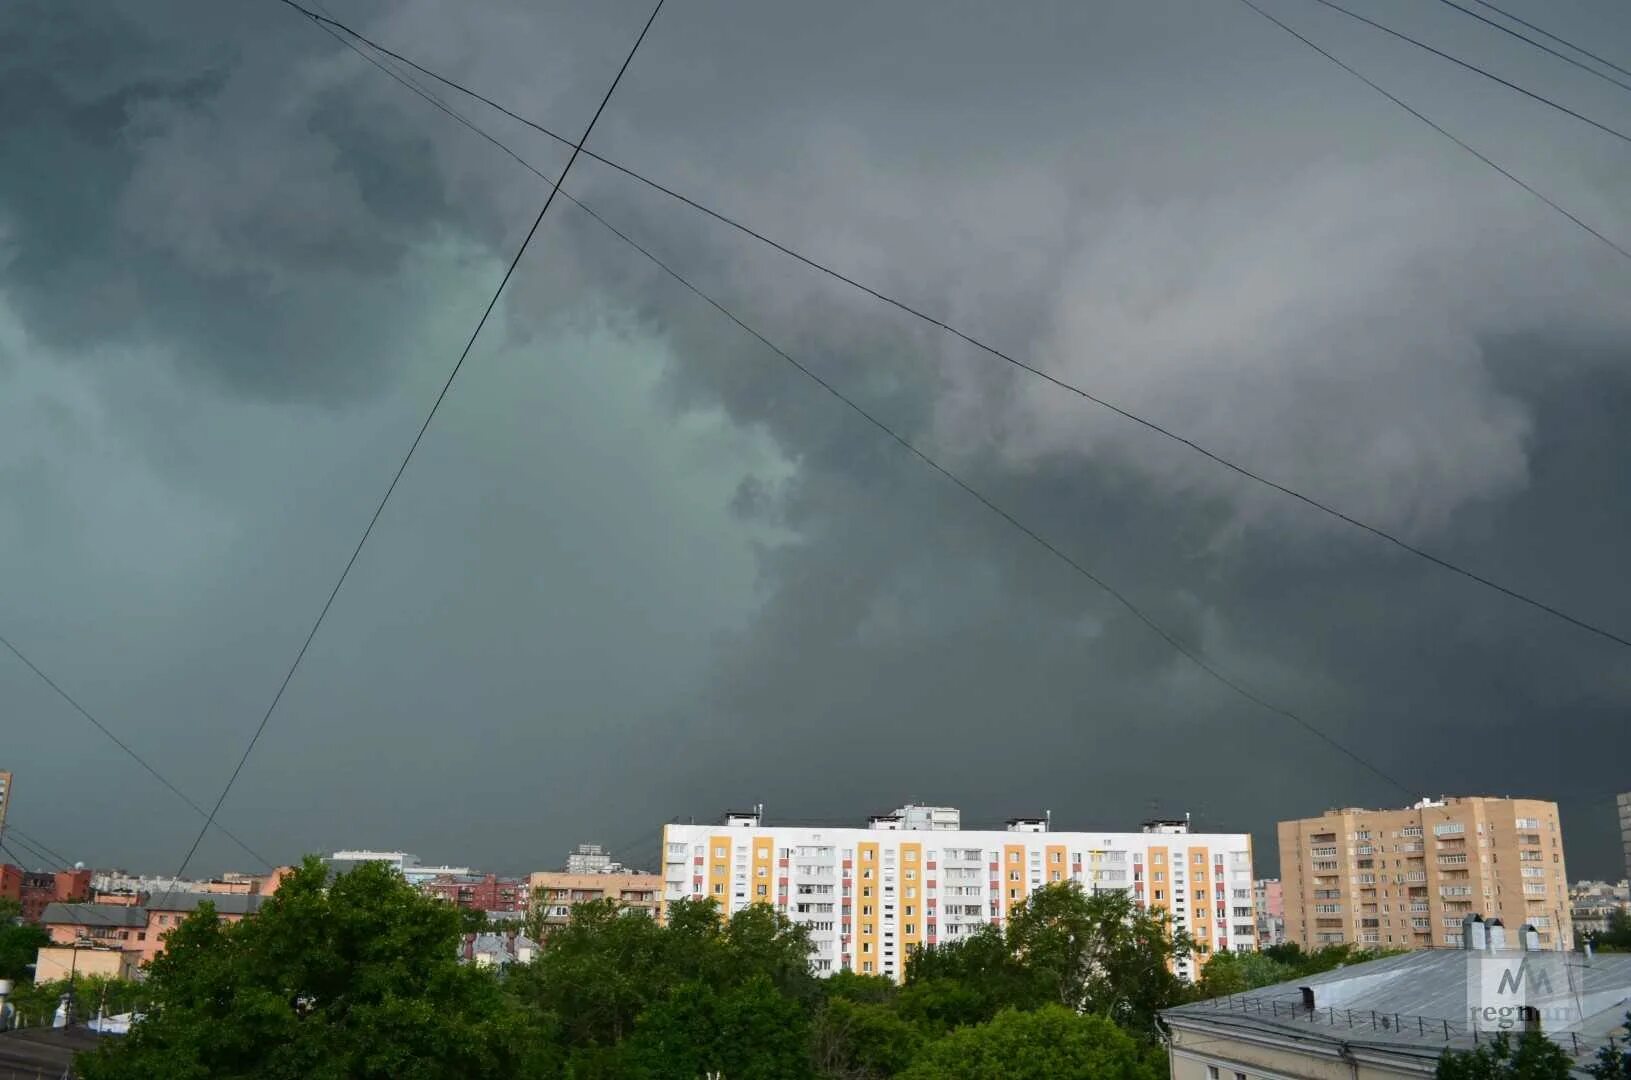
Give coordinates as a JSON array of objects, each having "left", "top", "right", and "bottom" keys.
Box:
[{"left": 3, "top": 0, "right": 1629, "bottom": 880}]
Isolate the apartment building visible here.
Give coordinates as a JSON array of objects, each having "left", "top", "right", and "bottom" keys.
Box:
[
  {"left": 1253, "top": 878, "right": 1285, "bottom": 947},
  {"left": 662, "top": 806, "right": 1257, "bottom": 983},
  {"left": 527, "top": 870, "right": 662, "bottom": 929},
  {"left": 1619, "top": 792, "right": 1631, "bottom": 883},
  {"left": 1278, "top": 796, "right": 1570, "bottom": 953}
]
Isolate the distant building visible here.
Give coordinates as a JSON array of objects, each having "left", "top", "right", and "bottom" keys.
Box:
[
  {"left": 1570, "top": 879, "right": 1630, "bottom": 939},
  {"left": 527, "top": 871, "right": 662, "bottom": 929},
  {"left": 33, "top": 944, "right": 139, "bottom": 982},
  {"left": 462, "top": 931, "right": 538, "bottom": 970},
  {"left": 1279, "top": 796, "right": 1570, "bottom": 952},
  {"left": 325, "top": 850, "right": 469, "bottom": 885},
  {"left": 1253, "top": 878, "right": 1285, "bottom": 947},
  {"left": 0, "top": 770, "right": 11, "bottom": 838},
  {"left": 17, "top": 869, "right": 90, "bottom": 924},
  {"left": 1620, "top": 792, "right": 1631, "bottom": 883},
  {"left": 419, "top": 873, "right": 527, "bottom": 914},
  {"left": 663, "top": 805, "right": 1256, "bottom": 983},
  {"left": 565, "top": 843, "right": 626, "bottom": 875},
  {"left": 41, "top": 893, "right": 267, "bottom": 973}
]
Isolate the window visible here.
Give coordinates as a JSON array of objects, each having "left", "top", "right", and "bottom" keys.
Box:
[
  {"left": 1051, "top": 850, "right": 1063, "bottom": 863},
  {"left": 864, "top": 849, "right": 874, "bottom": 861},
  {"left": 756, "top": 884, "right": 767, "bottom": 896},
  {"left": 713, "top": 883, "right": 724, "bottom": 895},
  {"left": 715, "top": 846, "right": 726, "bottom": 858},
  {"left": 905, "top": 849, "right": 917, "bottom": 862},
  {"left": 1194, "top": 852, "right": 1205, "bottom": 864},
  {"left": 905, "top": 923, "right": 915, "bottom": 934},
  {"left": 1009, "top": 870, "right": 1021, "bottom": 882},
  {"left": 1207, "top": 1067, "right": 1220, "bottom": 1080}
]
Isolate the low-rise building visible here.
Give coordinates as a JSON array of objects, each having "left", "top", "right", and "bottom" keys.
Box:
[
  {"left": 32, "top": 943, "right": 139, "bottom": 982},
  {"left": 527, "top": 871, "right": 662, "bottom": 929},
  {"left": 1569, "top": 879, "right": 1630, "bottom": 939},
  {"left": 419, "top": 873, "right": 528, "bottom": 914},
  {"left": 40, "top": 893, "right": 267, "bottom": 973},
  {"left": 462, "top": 931, "right": 539, "bottom": 970},
  {"left": 1163, "top": 925, "right": 1631, "bottom": 1079},
  {"left": 0, "top": 868, "right": 90, "bottom": 923},
  {"left": 325, "top": 850, "right": 469, "bottom": 886}
]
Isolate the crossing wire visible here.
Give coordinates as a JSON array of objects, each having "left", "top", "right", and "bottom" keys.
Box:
[
  {"left": 172, "top": 0, "right": 670, "bottom": 881},
  {"left": 270, "top": 0, "right": 1631, "bottom": 651},
  {"left": 274, "top": 25, "right": 1427, "bottom": 803}
]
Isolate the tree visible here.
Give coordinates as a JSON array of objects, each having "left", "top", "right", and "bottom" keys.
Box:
[
  {"left": 898, "top": 1006, "right": 1162, "bottom": 1080},
  {"left": 77, "top": 857, "right": 543, "bottom": 1080},
  {"left": 1193, "top": 950, "right": 1295, "bottom": 998},
  {"left": 0, "top": 897, "right": 49, "bottom": 982},
  {"left": 1437, "top": 1032, "right": 1574, "bottom": 1080},
  {"left": 1002, "top": 883, "right": 1191, "bottom": 1034},
  {"left": 617, "top": 976, "right": 814, "bottom": 1080},
  {"left": 1582, "top": 912, "right": 1631, "bottom": 953},
  {"left": 1587, "top": 1013, "right": 1631, "bottom": 1080},
  {"left": 901, "top": 924, "right": 1042, "bottom": 1029},
  {"left": 810, "top": 996, "right": 923, "bottom": 1078}
]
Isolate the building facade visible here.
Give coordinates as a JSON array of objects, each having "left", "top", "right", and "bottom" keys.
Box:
[
  {"left": 326, "top": 851, "right": 470, "bottom": 886},
  {"left": 41, "top": 893, "right": 267, "bottom": 970},
  {"left": 526, "top": 871, "right": 662, "bottom": 929},
  {"left": 564, "top": 844, "right": 626, "bottom": 875},
  {"left": 663, "top": 808, "right": 1256, "bottom": 983},
  {"left": 1278, "top": 796, "right": 1570, "bottom": 953},
  {"left": 1253, "top": 878, "right": 1285, "bottom": 948},
  {"left": 1620, "top": 792, "right": 1631, "bottom": 884},
  {"left": 419, "top": 873, "right": 528, "bottom": 914}
]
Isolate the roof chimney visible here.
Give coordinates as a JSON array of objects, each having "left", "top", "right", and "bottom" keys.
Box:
[
  {"left": 1462, "top": 913, "right": 1486, "bottom": 951},
  {"left": 1519, "top": 923, "right": 1542, "bottom": 951},
  {"left": 1486, "top": 918, "right": 1507, "bottom": 951}
]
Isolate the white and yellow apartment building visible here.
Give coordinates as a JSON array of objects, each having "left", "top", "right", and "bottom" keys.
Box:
[{"left": 661, "top": 805, "right": 1257, "bottom": 982}]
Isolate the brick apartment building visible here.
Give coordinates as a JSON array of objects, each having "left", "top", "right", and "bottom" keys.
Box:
[
  {"left": 527, "top": 871, "right": 661, "bottom": 930},
  {"left": 1279, "top": 795, "right": 1570, "bottom": 952},
  {"left": 0, "top": 866, "right": 91, "bottom": 922},
  {"left": 419, "top": 873, "right": 528, "bottom": 914}
]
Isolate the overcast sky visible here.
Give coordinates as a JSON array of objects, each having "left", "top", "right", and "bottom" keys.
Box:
[{"left": 3, "top": 0, "right": 1629, "bottom": 882}]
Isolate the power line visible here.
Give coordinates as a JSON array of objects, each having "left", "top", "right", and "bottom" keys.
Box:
[
  {"left": 1432, "top": 0, "right": 1631, "bottom": 95},
  {"left": 279, "top": 23, "right": 1425, "bottom": 807},
  {"left": 174, "top": 0, "right": 670, "bottom": 882},
  {"left": 269, "top": 0, "right": 1631, "bottom": 650},
  {"left": 1304, "top": 0, "right": 1631, "bottom": 145},
  {"left": 0, "top": 632, "right": 274, "bottom": 869},
  {"left": 2, "top": 828, "right": 68, "bottom": 869},
  {"left": 1470, "top": 0, "right": 1631, "bottom": 82},
  {"left": 1234, "top": 0, "right": 1631, "bottom": 261}
]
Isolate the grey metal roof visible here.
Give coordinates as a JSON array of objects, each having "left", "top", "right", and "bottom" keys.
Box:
[
  {"left": 1163, "top": 949, "right": 1631, "bottom": 1073},
  {"left": 144, "top": 892, "right": 266, "bottom": 915},
  {"left": 39, "top": 903, "right": 147, "bottom": 928}
]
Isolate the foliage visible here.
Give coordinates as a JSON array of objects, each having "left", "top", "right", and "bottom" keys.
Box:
[
  {"left": 63, "top": 872, "right": 1244, "bottom": 1077},
  {"left": 77, "top": 856, "right": 544, "bottom": 1080},
  {"left": 1436, "top": 1031, "right": 1574, "bottom": 1079},
  {"left": 1580, "top": 911, "right": 1631, "bottom": 953},
  {"left": 896, "top": 1005, "right": 1163, "bottom": 1080},
  {"left": 1587, "top": 1013, "right": 1631, "bottom": 1080},
  {"left": 1200, "top": 941, "right": 1401, "bottom": 998},
  {"left": 7, "top": 975, "right": 148, "bottom": 1027},
  {"left": 0, "top": 897, "right": 49, "bottom": 982}
]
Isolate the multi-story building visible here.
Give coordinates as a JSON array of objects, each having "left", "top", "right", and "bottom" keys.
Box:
[
  {"left": 325, "top": 850, "right": 469, "bottom": 886},
  {"left": 662, "top": 806, "right": 1257, "bottom": 983},
  {"left": 40, "top": 893, "right": 267, "bottom": 970},
  {"left": 0, "top": 866, "right": 91, "bottom": 923},
  {"left": 564, "top": 844, "right": 627, "bottom": 875},
  {"left": 526, "top": 871, "right": 662, "bottom": 929},
  {"left": 419, "top": 873, "right": 528, "bottom": 914},
  {"left": 1278, "top": 796, "right": 1571, "bottom": 953},
  {"left": 1252, "top": 878, "right": 1284, "bottom": 947},
  {"left": 1619, "top": 792, "right": 1631, "bottom": 883}
]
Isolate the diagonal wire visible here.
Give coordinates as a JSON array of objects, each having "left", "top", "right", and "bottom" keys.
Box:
[
  {"left": 1470, "top": 0, "right": 1631, "bottom": 81},
  {"left": 174, "top": 0, "right": 670, "bottom": 881},
  {"left": 1235, "top": 0, "right": 1631, "bottom": 260},
  {"left": 295, "top": 32, "right": 1422, "bottom": 801},
  {"left": 0, "top": 632, "right": 274, "bottom": 868},
  {"left": 1304, "top": 0, "right": 1631, "bottom": 145},
  {"left": 1431, "top": 0, "right": 1631, "bottom": 95},
  {"left": 269, "top": 0, "right": 1631, "bottom": 651}
]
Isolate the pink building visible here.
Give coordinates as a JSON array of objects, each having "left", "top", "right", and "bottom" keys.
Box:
[
  {"left": 1253, "top": 878, "right": 1285, "bottom": 947},
  {"left": 41, "top": 892, "right": 267, "bottom": 969}
]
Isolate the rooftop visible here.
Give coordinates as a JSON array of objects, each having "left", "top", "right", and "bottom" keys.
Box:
[{"left": 1164, "top": 948, "right": 1631, "bottom": 1075}]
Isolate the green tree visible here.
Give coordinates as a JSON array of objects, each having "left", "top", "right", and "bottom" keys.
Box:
[
  {"left": 1193, "top": 949, "right": 1295, "bottom": 998},
  {"left": 1002, "top": 883, "right": 1191, "bottom": 1034},
  {"left": 0, "top": 897, "right": 49, "bottom": 981},
  {"left": 810, "top": 996, "right": 923, "bottom": 1078},
  {"left": 1582, "top": 911, "right": 1631, "bottom": 953},
  {"left": 898, "top": 1005, "right": 1162, "bottom": 1080},
  {"left": 1437, "top": 1032, "right": 1574, "bottom": 1080},
  {"left": 77, "top": 857, "right": 543, "bottom": 1080},
  {"left": 1587, "top": 1013, "right": 1631, "bottom": 1080},
  {"left": 901, "top": 924, "right": 1042, "bottom": 1029},
  {"left": 617, "top": 976, "right": 814, "bottom": 1080}
]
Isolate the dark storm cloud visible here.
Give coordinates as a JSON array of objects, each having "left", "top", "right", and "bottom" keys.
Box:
[{"left": 2, "top": 0, "right": 1629, "bottom": 881}]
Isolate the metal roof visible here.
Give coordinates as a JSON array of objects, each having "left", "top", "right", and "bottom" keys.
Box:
[
  {"left": 143, "top": 892, "right": 266, "bottom": 915},
  {"left": 39, "top": 903, "right": 147, "bottom": 928}
]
